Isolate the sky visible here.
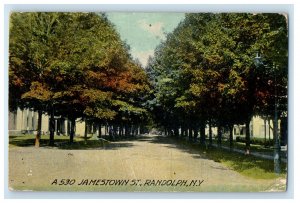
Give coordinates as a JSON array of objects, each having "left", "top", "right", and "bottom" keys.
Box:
[{"left": 106, "top": 12, "right": 185, "bottom": 67}]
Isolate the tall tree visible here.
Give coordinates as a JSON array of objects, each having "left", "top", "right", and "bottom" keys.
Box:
[
  {"left": 147, "top": 13, "right": 288, "bottom": 154},
  {"left": 10, "top": 12, "right": 60, "bottom": 146},
  {"left": 10, "top": 12, "right": 151, "bottom": 145}
]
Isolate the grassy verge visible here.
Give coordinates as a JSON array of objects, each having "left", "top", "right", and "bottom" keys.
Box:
[
  {"left": 202, "top": 147, "right": 286, "bottom": 179},
  {"left": 210, "top": 139, "right": 287, "bottom": 159},
  {"left": 214, "top": 139, "right": 271, "bottom": 152},
  {"left": 170, "top": 137, "right": 287, "bottom": 180},
  {"left": 9, "top": 134, "right": 109, "bottom": 149}
]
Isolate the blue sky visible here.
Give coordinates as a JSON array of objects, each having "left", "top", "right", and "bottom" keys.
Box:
[{"left": 107, "top": 12, "right": 185, "bottom": 67}]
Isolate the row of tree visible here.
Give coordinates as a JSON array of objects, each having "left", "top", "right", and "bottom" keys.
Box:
[
  {"left": 9, "top": 12, "right": 151, "bottom": 147},
  {"left": 146, "top": 13, "right": 288, "bottom": 151},
  {"left": 9, "top": 12, "right": 288, "bottom": 151}
]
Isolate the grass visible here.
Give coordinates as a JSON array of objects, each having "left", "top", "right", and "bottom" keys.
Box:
[
  {"left": 9, "top": 134, "right": 68, "bottom": 147},
  {"left": 9, "top": 134, "right": 138, "bottom": 150},
  {"left": 9, "top": 134, "right": 109, "bottom": 149},
  {"left": 213, "top": 139, "right": 275, "bottom": 153},
  {"left": 202, "top": 147, "right": 286, "bottom": 179},
  {"left": 210, "top": 139, "right": 287, "bottom": 160},
  {"left": 169, "top": 137, "right": 287, "bottom": 180}
]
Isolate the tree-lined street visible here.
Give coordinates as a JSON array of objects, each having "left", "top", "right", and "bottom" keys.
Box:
[
  {"left": 146, "top": 13, "right": 288, "bottom": 153},
  {"left": 8, "top": 12, "right": 288, "bottom": 192}
]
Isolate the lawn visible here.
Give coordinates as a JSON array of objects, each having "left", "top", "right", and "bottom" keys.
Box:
[
  {"left": 9, "top": 134, "right": 109, "bottom": 149},
  {"left": 211, "top": 138, "right": 284, "bottom": 154},
  {"left": 171, "top": 137, "right": 287, "bottom": 180}
]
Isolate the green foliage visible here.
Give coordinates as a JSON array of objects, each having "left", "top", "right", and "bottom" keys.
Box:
[
  {"left": 147, "top": 13, "right": 288, "bottom": 149},
  {"left": 9, "top": 12, "right": 151, "bottom": 140}
]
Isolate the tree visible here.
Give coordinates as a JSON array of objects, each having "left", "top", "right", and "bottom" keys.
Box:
[
  {"left": 147, "top": 13, "right": 288, "bottom": 154},
  {"left": 10, "top": 12, "right": 151, "bottom": 146},
  {"left": 10, "top": 12, "right": 60, "bottom": 147}
]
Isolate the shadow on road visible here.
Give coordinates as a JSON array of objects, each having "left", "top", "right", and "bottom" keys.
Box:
[
  {"left": 55, "top": 140, "right": 135, "bottom": 150},
  {"left": 148, "top": 135, "right": 209, "bottom": 159}
]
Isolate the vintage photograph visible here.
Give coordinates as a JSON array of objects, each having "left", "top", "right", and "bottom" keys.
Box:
[{"left": 8, "top": 12, "right": 288, "bottom": 192}]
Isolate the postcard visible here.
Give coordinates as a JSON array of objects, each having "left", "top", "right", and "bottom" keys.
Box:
[{"left": 8, "top": 11, "right": 288, "bottom": 192}]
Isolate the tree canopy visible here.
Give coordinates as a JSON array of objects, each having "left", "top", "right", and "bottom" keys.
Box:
[
  {"left": 9, "top": 12, "right": 151, "bottom": 145},
  {"left": 146, "top": 13, "right": 288, "bottom": 150}
]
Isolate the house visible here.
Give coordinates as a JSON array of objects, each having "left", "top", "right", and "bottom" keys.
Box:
[{"left": 9, "top": 107, "right": 88, "bottom": 136}]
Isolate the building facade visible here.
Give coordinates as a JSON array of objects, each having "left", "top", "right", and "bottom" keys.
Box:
[{"left": 9, "top": 107, "right": 87, "bottom": 136}]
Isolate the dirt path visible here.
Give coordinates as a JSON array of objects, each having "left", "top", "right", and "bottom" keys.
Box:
[{"left": 9, "top": 134, "right": 284, "bottom": 192}]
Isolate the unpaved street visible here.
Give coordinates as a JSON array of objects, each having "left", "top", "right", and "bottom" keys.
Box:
[{"left": 9, "top": 134, "right": 283, "bottom": 192}]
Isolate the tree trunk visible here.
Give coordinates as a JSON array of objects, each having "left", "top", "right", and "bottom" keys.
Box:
[
  {"left": 103, "top": 124, "right": 106, "bottom": 136},
  {"left": 129, "top": 124, "right": 132, "bottom": 136},
  {"left": 109, "top": 125, "right": 115, "bottom": 140},
  {"left": 209, "top": 119, "right": 213, "bottom": 147},
  {"left": 133, "top": 125, "right": 137, "bottom": 136},
  {"left": 268, "top": 118, "right": 271, "bottom": 147},
  {"left": 84, "top": 119, "right": 88, "bottom": 144},
  {"left": 193, "top": 127, "right": 198, "bottom": 142},
  {"left": 104, "top": 124, "right": 107, "bottom": 136},
  {"left": 264, "top": 118, "right": 267, "bottom": 147},
  {"left": 118, "top": 125, "right": 123, "bottom": 137},
  {"left": 229, "top": 124, "right": 233, "bottom": 150},
  {"left": 245, "top": 117, "right": 251, "bottom": 154},
  {"left": 188, "top": 127, "right": 193, "bottom": 141},
  {"left": 35, "top": 109, "right": 42, "bottom": 147},
  {"left": 125, "top": 124, "right": 129, "bottom": 137},
  {"left": 122, "top": 126, "right": 124, "bottom": 136},
  {"left": 49, "top": 106, "right": 55, "bottom": 146},
  {"left": 70, "top": 118, "right": 75, "bottom": 143},
  {"left": 217, "top": 124, "right": 222, "bottom": 147},
  {"left": 174, "top": 127, "right": 179, "bottom": 137},
  {"left": 98, "top": 123, "right": 101, "bottom": 138},
  {"left": 170, "top": 127, "right": 173, "bottom": 136},
  {"left": 181, "top": 125, "right": 186, "bottom": 137},
  {"left": 131, "top": 125, "right": 134, "bottom": 136},
  {"left": 280, "top": 116, "right": 288, "bottom": 146},
  {"left": 113, "top": 124, "right": 117, "bottom": 137},
  {"left": 184, "top": 128, "right": 188, "bottom": 138},
  {"left": 200, "top": 123, "right": 206, "bottom": 145}
]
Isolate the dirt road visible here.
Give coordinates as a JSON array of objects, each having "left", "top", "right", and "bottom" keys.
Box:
[{"left": 9, "top": 134, "right": 284, "bottom": 192}]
